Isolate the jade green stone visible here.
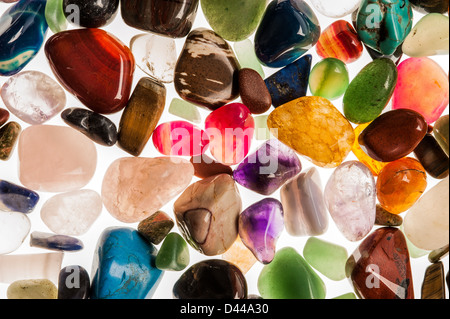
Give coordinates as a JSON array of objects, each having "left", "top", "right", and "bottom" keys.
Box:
[
  {"left": 303, "top": 237, "right": 348, "bottom": 281},
  {"left": 168, "top": 98, "right": 202, "bottom": 124},
  {"left": 234, "top": 39, "right": 265, "bottom": 78},
  {"left": 155, "top": 233, "right": 190, "bottom": 271},
  {"left": 201, "top": 0, "right": 267, "bottom": 42},
  {"left": 257, "top": 247, "right": 326, "bottom": 299},
  {"left": 434, "top": 115, "right": 449, "bottom": 156},
  {"left": 332, "top": 292, "right": 357, "bottom": 299},
  {"left": 45, "top": 0, "right": 68, "bottom": 33},
  {"left": 254, "top": 115, "right": 271, "bottom": 140},
  {"left": 343, "top": 58, "right": 397, "bottom": 124},
  {"left": 309, "top": 58, "right": 349, "bottom": 101}
]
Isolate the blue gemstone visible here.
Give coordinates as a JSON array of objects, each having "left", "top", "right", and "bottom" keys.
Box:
[
  {"left": 0, "top": 0, "right": 48, "bottom": 76},
  {"left": 264, "top": 54, "right": 312, "bottom": 108},
  {"left": 90, "top": 227, "right": 164, "bottom": 299},
  {"left": 30, "top": 231, "right": 84, "bottom": 251},
  {"left": 254, "top": 0, "right": 320, "bottom": 68},
  {"left": 0, "top": 180, "right": 39, "bottom": 214}
]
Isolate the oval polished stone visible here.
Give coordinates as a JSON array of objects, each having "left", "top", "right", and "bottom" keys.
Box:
[
  {"left": 63, "top": 0, "right": 119, "bottom": 28},
  {"left": 410, "top": 0, "right": 449, "bottom": 13},
  {"left": 7, "top": 279, "right": 57, "bottom": 299},
  {"left": 239, "top": 68, "right": 272, "bottom": 115},
  {"left": 309, "top": 57, "right": 349, "bottom": 101},
  {"left": 30, "top": 231, "right": 84, "bottom": 252},
  {"left": 311, "top": 0, "right": 362, "bottom": 18},
  {"left": 45, "top": 28, "right": 135, "bottom": 115},
  {"left": 45, "top": 0, "right": 67, "bottom": 33},
  {"left": 0, "top": 211, "right": 31, "bottom": 255},
  {"left": 0, "top": 180, "right": 39, "bottom": 214},
  {"left": 137, "top": 211, "right": 174, "bottom": 245},
  {"left": 421, "top": 261, "right": 446, "bottom": 299},
  {"left": 434, "top": 115, "right": 449, "bottom": 156},
  {"left": 413, "top": 134, "right": 449, "bottom": 179},
  {"left": 375, "top": 204, "right": 403, "bottom": 227},
  {"left": 358, "top": 109, "right": 428, "bottom": 162},
  {"left": 58, "top": 265, "right": 90, "bottom": 299},
  {"left": 0, "top": 121, "right": 21, "bottom": 161},
  {"left": 0, "top": 109, "right": 9, "bottom": 127}
]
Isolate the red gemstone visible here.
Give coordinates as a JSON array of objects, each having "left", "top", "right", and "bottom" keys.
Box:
[
  {"left": 45, "top": 29, "right": 135, "bottom": 114},
  {"left": 0, "top": 108, "right": 9, "bottom": 127}
]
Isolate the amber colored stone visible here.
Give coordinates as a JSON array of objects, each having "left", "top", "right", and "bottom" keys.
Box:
[
  {"left": 346, "top": 227, "right": 414, "bottom": 299},
  {"left": 0, "top": 122, "right": 21, "bottom": 161},
  {"left": 190, "top": 154, "right": 233, "bottom": 179},
  {"left": 222, "top": 236, "right": 257, "bottom": 275},
  {"left": 117, "top": 77, "right": 166, "bottom": 157},
  {"left": 413, "top": 134, "right": 449, "bottom": 179},
  {"left": 137, "top": 211, "right": 174, "bottom": 245},
  {"left": 0, "top": 109, "right": 9, "bottom": 127},
  {"left": 421, "top": 262, "right": 446, "bottom": 299},
  {"left": 375, "top": 205, "right": 403, "bottom": 227}
]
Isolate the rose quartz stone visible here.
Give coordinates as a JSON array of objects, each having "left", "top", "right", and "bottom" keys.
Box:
[{"left": 18, "top": 125, "right": 97, "bottom": 192}]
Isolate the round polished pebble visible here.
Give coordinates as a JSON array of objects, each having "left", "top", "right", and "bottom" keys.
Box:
[
  {"left": 0, "top": 211, "right": 31, "bottom": 255},
  {"left": 7, "top": 279, "right": 58, "bottom": 299},
  {"left": 309, "top": 58, "right": 349, "bottom": 100},
  {"left": 238, "top": 68, "right": 272, "bottom": 114},
  {"left": 63, "top": 0, "right": 119, "bottom": 28},
  {"left": 58, "top": 265, "right": 90, "bottom": 299},
  {"left": 45, "top": 0, "right": 68, "bottom": 33}
]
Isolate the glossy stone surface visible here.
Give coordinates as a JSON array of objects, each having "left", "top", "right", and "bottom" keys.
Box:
[
  {"left": 365, "top": 41, "right": 404, "bottom": 65},
  {"left": 30, "top": 231, "right": 84, "bottom": 252},
  {"left": 254, "top": 115, "right": 271, "bottom": 140},
  {"left": 257, "top": 247, "right": 326, "bottom": 299},
  {"left": 0, "top": 109, "right": 9, "bottom": 127},
  {"left": 58, "top": 265, "right": 90, "bottom": 299},
  {"left": 376, "top": 158, "right": 428, "bottom": 214},
  {"left": 0, "top": 0, "right": 48, "bottom": 76},
  {"left": 414, "top": 134, "right": 449, "bottom": 179},
  {"left": 264, "top": 54, "right": 312, "bottom": 108},
  {"left": 174, "top": 28, "right": 240, "bottom": 111},
  {"left": 421, "top": 262, "right": 446, "bottom": 299},
  {"left": 358, "top": 110, "right": 428, "bottom": 162},
  {"left": 45, "top": 29, "right": 135, "bottom": 114},
  {"left": 0, "top": 122, "right": 20, "bottom": 161},
  {"left": 267, "top": 96, "right": 355, "bottom": 168},
  {"left": 222, "top": 236, "right": 257, "bottom": 275},
  {"left": 234, "top": 39, "right": 265, "bottom": 78},
  {"left": 63, "top": 0, "right": 119, "bottom": 28},
  {"left": 309, "top": 58, "right": 349, "bottom": 100},
  {"left": 0, "top": 180, "right": 39, "bottom": 214},
  {"left": 311, "top": 0, "right": 362, "bottom": 18},
  {"left": 156, "top": 233, "right": 190, "bottom": 271},
  {"left": 0, "top": 211, "right": 31, "bottom": 255},
  {"left": 7, "top": 279, "right": 57, "bottom": 299},
  {"left": 410, "top": 0, "right": 449, "bottom": 13},
  {"left": 233, "top": 139, "right": 302, "bottom": 196},
  {"left": 343, "top": 59, "right": 397, "bottom": 124},
  {"left": 190, "top": 154, "right": 233, "bottom": 179},
  {"left": 121, "top": 0, "right": 199, "bottom": 38},
  {"left": 280, "top": 167, "right": 328, "bottom": 237},
  {"left": 117, "top": 77, "right": 166, "bottom": 157},
  {"left": 45, "top": 0, "right": 67, "bottom": 33},
  {"left": 429, "top": 245, "right": 449, "bottom": 263},
  {"left": 392, "top": 57, "right": 449, "bottom": 124},
  {"left": 174, "top": 174, "right": 241, "bottom": 256},
  {"left": 346, "top": 227, "right": 414, "bottom": 299},
  {"left": 40, "top": 189, "right": 102, "bottom": 236},
  {"left": 239, "top": 68, "right": 272, "bottom": 114},
  {"left": 324, "top": 161, "right": 376, "bottom": 242},
  {"left": 91, "top": 227, "right": 163, "bottom": 299},
  {"left": 102, "top": 157, "right": 193, "bottom": 223},
  {"left": 173, "top": 259, "right": 247, "bottom": 299},
  {"left": 168, "top": 98, "right": 201, "bottom": 124},
  {"left": 137, "top": 211, "right": 174, "bottom": 245},
  {"left": 375, "top": 204, "right": 404, "bottom": 227},
  {"left": 255, "top": 0, "right": 320, "bottom": 68},
  {"left": 434, "top": 115, "right": 449, "bottom": 156}
]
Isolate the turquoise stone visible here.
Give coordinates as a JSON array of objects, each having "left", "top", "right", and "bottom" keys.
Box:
[
  {"left": 356, "top": 0, "right": 413, "bottom": 56},
  {"left": 0, "top": 0, "right": 48, "bottom": 76},
  {"left": 91, "top": 227, "right": 163, "bottom": 299}
]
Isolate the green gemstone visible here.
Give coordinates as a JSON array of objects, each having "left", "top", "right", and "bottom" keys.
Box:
[
  {"left": 257, "top": 247, "right": 326, "bottom": 299},
  {"left": 254, "top": 115, "right": 271, "bottom": 140},
  {"left": 309, "top": 58, "right": 349, "bottom": 101},
  {"left": 155, "top": 233, "right": 190, "bottom": 271},
  {"left": 332, "top": 292, "right": 357, "bottom": 299},
  {"left": 434, "top": 115, "right": 449, "bottom": 156},
  {"left": 234, "top": 39, "right": 265, "bottom": 78},
  {"left": 168, "top": 98, "right": 202, "bottom": 124},
  {"left": 0, "top": 122, "right": 21, "bottom": 161},
  {"left": 45, "top": 0, "right": 68, "bottom": 34}
]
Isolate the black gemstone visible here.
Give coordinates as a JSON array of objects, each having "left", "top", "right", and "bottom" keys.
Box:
[
  {"left": 58, "top": 265, "right": 91, "bottom": 299},
  {"left": 63, "top": 0, "right": 119, "bottom": 28}
]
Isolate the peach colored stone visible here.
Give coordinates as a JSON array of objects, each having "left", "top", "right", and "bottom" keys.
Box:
[{"left": 222, "top": 236, "right": 257, "bottom": 274}]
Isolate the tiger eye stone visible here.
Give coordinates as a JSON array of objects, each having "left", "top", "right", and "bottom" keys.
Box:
[
  {"left": 413, "top": 134, "right": 449, "bottom": 179},
  {"left": 421, "top": 262, "right": 446, "bottom": 299}
]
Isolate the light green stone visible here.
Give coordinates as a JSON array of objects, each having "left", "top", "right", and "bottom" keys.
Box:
[
  {"left": 234, "top": 39, "right": 265, "bottom": 78},
  {"left": 168, "top": 98, "right": 202, "bottom": 124},
  {"left": 254, "top": 115, "right": 271, "bottom": 140},
  {"left": 45, "top": 0, "right": 68, "bottom": 34},
  {"left": 7, "top": 279, "right": 58, "bottom": 299},
  {"left": 400, "top": 225, "right": 429, "bottom": 258},
  {"left": 309, "top": 58, "right": 349, "bottom": 100},
  {"left": 332, "top": 292, "right": 357, "bottom": 299},
  {"left": 155, "top": 232, "right": 190, "bottom": 271}
]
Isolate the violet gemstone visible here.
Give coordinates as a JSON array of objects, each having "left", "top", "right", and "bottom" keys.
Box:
[{"left": 233, "top": 139, "right": 302, "bottom": 195}]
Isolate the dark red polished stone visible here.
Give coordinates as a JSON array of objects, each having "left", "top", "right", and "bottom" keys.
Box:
[
  {"left": 0, "top": 108, "right": 9, "bottom": 127},
  {"left": 45, "top": 29, "right": 135, "bottom": 115}
]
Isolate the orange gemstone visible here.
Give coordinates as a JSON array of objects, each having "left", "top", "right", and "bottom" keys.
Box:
[
  {"left": 352, "top": 123, "right": 387, "bottom": 176},
  {"left": 222, "top": 236, "right": 257, "bottom": 275}
]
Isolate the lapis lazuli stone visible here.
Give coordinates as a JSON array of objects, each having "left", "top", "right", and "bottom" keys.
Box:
[
  {"left": 0, "top": 180, "right": 39, "bottom": 214},
  {"left": 0, "top": 0, "right": 48, "bottom": 76},
  {"left": 264, "top": 54, "right": 312, "bottom": 108},
  {"left": 30, "top": 231, "right": 84, "bottom": 252},
  {"left": 254, "top": 0, "right": 320, "bottom": 68},
  {"left": 90, "top": 227, "right": 164, "bottom": 299}
]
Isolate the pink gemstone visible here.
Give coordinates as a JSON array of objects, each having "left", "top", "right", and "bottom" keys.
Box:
[
  {"left": 152, "top": 121, "right": 210, "bottom": 156},
  {"left": 205, "top": 103, "right": 255, "bottom": 165},
  {"left": 392, "top": 57, "right": 449, "bottom": 124}
]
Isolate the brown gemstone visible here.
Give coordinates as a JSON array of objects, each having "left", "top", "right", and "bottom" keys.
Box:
[
  {"left": 0, "top": 108, "right": 9, "bottom": 127},
  {"left": 190, "top": 154, "right": 233, "bottom": 179},
  {"left": 375, "top": 204, "right": 403, "bottom": 227},
  {"left": 238, "top": 68, "right": 272, "bottom": 114},
  {"left": 137, "top": 211, "right": 174, "bottom": 245},
  {"left": 428, "top": 245, "right": 449, "bottom": 264},
  {"left": 414, "top": 134, "right": 449, "bottom": 179},
  {"left": 421, "top": 262, "right": 446, "bottom": 299},
  {"left": 0, "top": 122, "right": 21, "bottom": 161}
]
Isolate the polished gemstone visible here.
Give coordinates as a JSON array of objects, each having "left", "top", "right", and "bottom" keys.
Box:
[
  {"left": 365, "top": 41, "right": 404, "bottom": 65},
  {"left": 190, "top": 154, "right": 233, "bottom": 179},
  {"left": 63, "top": 0, "right": 119, "bottom": 28},
  {"left": 0, "top": 180, "right": 39, "bottom": 214},
  {"left": 413, "top": 134, "right": 449, "bottom": 179},
  {"left": 239, "top": 68, "right": 272, "bottom": 115},
  {"left": 137, "top": 211, "right": 174, "bottom": 245},
  {"left": 0, "top": 109, "right": 9, "bottom": 127},
  {"left": 311, "top": 0, "right": 362, "bottom": 18},
  {"left": 429, "top": 245, "right": 449, "bottom": 263},
  {"left": 0, "top": 212, "right": 31, "bottom": 255},
  {"left": 401, "top": 224, "right": 430, "bottom": 258},
  {"left": 155, "top": 233, "right": 190, "bottom": 271},
  {"left": 422, "top": 262, "right": 446, "bottom": 299},
  {"left": 222, "top": 236, "right": 257, "bottom": 275},
  {"left": 309, "top": 58, "right": 349, "bottom": 100},
  {"left": 375, "top": 204, "right": 404, "bottom": 227},
  {"left": 58, "top": 265, "right": 90, "bottom": 299},
  {"left": 168, "top": 98, "right": 201, "bottom": 124},
  {"left": 45, "top": 0, "right": 67, "bottom": 33},
  {"left": 0, "top": 122, "right": 20, "bottom": 161},
  {"left": 30, "top": 231, "right": 84, "bottom": 252},
  {"left": 7, "top": 279, "right": 57, "bottom": 299},
  {"left": 410, "top": 0, "right": 449, "bottom": 13},
  {"left": 234, "top": 39, "right": 265, "bottom": 78},
  {"left": 434, "top": 115, "right": 449, "bottom": 156},
  {"left": 254, "top": 115, "right": 271, "bottom": 140}
]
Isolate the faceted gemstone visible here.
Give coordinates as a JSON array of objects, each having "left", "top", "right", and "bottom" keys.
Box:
[
  {"left": 303, "top": 237, "right": 348, "bottom": 281},
  {"left": 190, "top": 154, "right": 233, "bottom": 179},
  {"left": 233, "top": 139, "right": 302, "bottom": 196},
  {"left": 239, "top": 68, "right": 272, "bottom": 115},
  {"left": 18, "top": 125, "right": 97, "bottom": 192},
  {"left": 333, "top": 292, "right": 357, "bottom": 299},
  {"left": 346, "top": 227, "right": 414, "bottom": 299},
  {"left": 316, "top": 20, "right": 363, "bottom": 63},
  {"left": 254, "top": 0, "right": 320, "bottom": 68},
  {"left": 0, "top": 180, "right": 39, "bottom": 214},
  {"left": 205, "top": 103, "right": 254, "bottom": 165},
  {"left": 0, "top": 108, "right": 9, "bottom": 127},
  {"left": 45, "top": 28, "right": 135, "bottom": 114},
  {"left": 239, "top": 198, "right": 284, "bottom": 264},
  {"left": 121, "top": 0, "right": 199, "bottom": 38},
  {"left": 429, "top": 245, "right": 449, "bottom": 263},
  {"left": 0, "top": 122, "right": 20, "bottom": 161},
  {"left": 30, "top": 231, "right": 84, "bottom": 252},
  {"left": 280, "top": 167, "right": 328, "bottom": 237},
  {"left": 40, "top": 189, "right": 103, "bottom": 236},
  {"left": 101, "top": 157, "right": 194, "bottom": 223},
  {"left": 168, "top": 98, "right": 201, "bottom": 124},
  {"left": 254, "top": 115, "right": 271, "bottom": 140},
  {"left": 117, "top": 77, "right": 166, "bottom": 157},
  {"left": 222, "top": 236, "right": 257, "bottom": 275},
  {"left": 311, "top": 0, "right": 362, "bottom": 18},
  {"left": 257, "top": 247, "right": 326, "bottom": 299},
  {"left": 308, "top": 58, "right": 349, "bottom": 101},
  {"left": 403, "top": 13, "right": 449, "bottom": 57},
  {"left": 404, "top": 178, "right": 449, "bottom": 250},
  {"left": 422, "top": 262, "right": 446, "bottom": 299},
  {"left": 0, "top": 0, "right": 48, "bottom": 76},
  {"left": 137, "top": 211, "right": 174, "bottom": 245},
  {"left": 358, "top": 109, "right": 428, "bottom": 162},
  {"left": 343, "top": 59, "right": 398, "bottom": 124},
  {"left": 91, "top": 227, "right": 163, "bottom": 299},
  {"left": 173, "top": 259, "right": 247, "bottom": 299},
  {"left": 410, "top": 0, "right": 449, "bottom": 13},
  {"left": 392, "top": 57, "right": 449, "bottom": 124},
  {"left": 174, "top": 28, "right": 240, "bottom": 111},
  {"left": 174, "top": 174, "right": 242, "bottom": 256},
  {"left": 267, "top": 96, "right": 355, "bottom": 168},
  {"left": 434, "top": 115, "right": 449, "bottom": 156},
  {"left": 130, "top": 33, "right": 177, "bottom": 83},
  {"left": 0, "top": 212, "right": 31, "bottom": 255},
  {"left": 264, "top": 54, "right": 312, "bottom": 108},
  {"left": 376, "top": 158, "right": 428, "bottom": 214},
  {"left": 234, "top": 39, "right": 265, "bottom": 78},
  {"left": 324, "top": 161, "right": 376, "bottom": 242},
  {"left": 413, "top": 134, "right": 449, "bottom": 179},
  {"left": 7, "top": 279, "right": 57, "bottom": 299},
  {"left": 45, "top": 0, "right": 67, "bottom": 33},
  {"left": 63, "top": 0, "right": 119, "bottom": 28},
  {"left": 152, "top": 121, "right": 210, "bottom": 157},
  {"left": 155, "top": 233, "right": 190, "bottom": 271},
  {"left": 375, "top": 204, "right": 403, "bottom": 227},
  {"left": 356, "top": 0, "right": 413, "bottom": 56},
  {"left": 61, "top": 108, "right": 118, "bottom": 147},
  {"left": 58, "top": 265, "right": 90, "bottom": 299}
]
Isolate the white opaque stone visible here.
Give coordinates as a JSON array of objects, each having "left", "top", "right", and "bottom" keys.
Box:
[
  {"left": 0, "top": 211, "right": 31, "bottom": 255},
  {"left": 310, "top": 0, "right": 361, "bottom": 18}
]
